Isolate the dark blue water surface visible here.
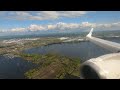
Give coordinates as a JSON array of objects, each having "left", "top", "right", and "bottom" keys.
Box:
[
  {"left": 24, "top": 37, "right": 120, "bottom": 62},
  {"left": 0, "top": 56, "right": 37, "bottom": 79}
]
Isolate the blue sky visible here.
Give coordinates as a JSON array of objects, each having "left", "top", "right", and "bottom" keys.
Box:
[{"left": 0, "top": 11, "right": 120, "bottom": 33}]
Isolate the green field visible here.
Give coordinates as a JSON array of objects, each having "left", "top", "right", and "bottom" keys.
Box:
[{"left": 20, "top": 53, "right": 80, "bottom": 79}]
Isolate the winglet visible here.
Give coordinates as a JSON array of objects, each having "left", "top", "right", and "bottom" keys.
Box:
[{"left": 86, "top": 28, "right": 93, "bottom": 38}]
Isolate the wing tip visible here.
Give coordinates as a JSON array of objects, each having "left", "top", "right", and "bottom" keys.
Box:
[{"left": 86, "top": 28, "right": 94, "bottom": 37}]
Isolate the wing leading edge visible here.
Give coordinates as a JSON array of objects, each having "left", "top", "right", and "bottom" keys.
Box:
[{"left": 86, "top": 28, "right": 120, "bottom": 53}]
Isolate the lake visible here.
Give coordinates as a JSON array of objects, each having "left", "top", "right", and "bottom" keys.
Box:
[
  {"left": 0, "top": 56, "right": 37, "bottom": 79},
  {"left": 24, "top": 37, "right": 120, "bottom": 62}
]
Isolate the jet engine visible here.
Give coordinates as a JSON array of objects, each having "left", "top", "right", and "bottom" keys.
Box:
[
  {"left": 80, "top": 28, "right": 120, "bottom": 79},
  {"left": 80, "top": 53, "right": 120, "bottom": 79}
]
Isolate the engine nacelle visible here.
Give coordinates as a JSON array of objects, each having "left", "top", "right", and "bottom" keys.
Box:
[{"left": 80, "top": 53, "right": 120, "bottom": 79}]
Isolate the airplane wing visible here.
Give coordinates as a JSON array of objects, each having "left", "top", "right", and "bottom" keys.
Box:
[
  {"left": 86, "top": 28, "right": 120, "bottom": 53},
  {"left": 80, "top": 28, "right": 120, "bottom": 79}
]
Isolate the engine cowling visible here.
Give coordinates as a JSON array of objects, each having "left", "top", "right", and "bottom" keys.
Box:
[{"left": 80, "top": 53, "right": 120, "bottom": 79}]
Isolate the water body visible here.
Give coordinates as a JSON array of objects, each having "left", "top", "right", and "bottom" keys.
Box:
[
  {"left": 24, "top": 37, "right": 120, "bottom": 63},
  {"left": 0, "top": 37, "right": 120, "bottom": 79},
  {"left": 0, "top": 56, "right": 37, "bottom": 79}
]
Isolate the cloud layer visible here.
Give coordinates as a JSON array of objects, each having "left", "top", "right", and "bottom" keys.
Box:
[
  {"left": 1, "top": 11, "right": 88, "bottom": 20},
  {"left": 0, "top": 11, "right": 120, "bottom": 34},
  {"left": 9, "top": 22, "right": 120, "bottom": 32}
]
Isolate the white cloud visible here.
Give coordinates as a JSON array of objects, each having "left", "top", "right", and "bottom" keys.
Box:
[
  {"left": 0, "top": 11, "right": 88, "bottom": 20},
  {"left": 54, "top": 22, "right": 80, "bottom": 30},
  {"left": 9, "top": 21, "right": 120, "bottom": 33},
  {"left": 47, "top": 24, "right": 57, "bottom": 30},
  {"left": 96, "top": 22, "right": 120, "bottom": 30},
  {"left": 9, "top": 22, "right": 96, "bottom": 32},
  {"left": 58, "top": 11, "right": 87, "bottom": 18},
  {"left": 81, "top": 22, "right": 96, "bottom": 28},
  {"left": 38, "top": 11, "right": 59, "bottom": 20},
  {"left": 27, "top": 24, "right": 46, "bottom": 31},
  {"left": 11, "top": 28, "right": 26, "bottom": 32}
]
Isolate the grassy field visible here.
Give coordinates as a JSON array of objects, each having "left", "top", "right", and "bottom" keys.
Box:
[{"left": 20, "top": 53, "right": 80, "bottom": 79}]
